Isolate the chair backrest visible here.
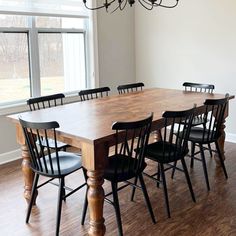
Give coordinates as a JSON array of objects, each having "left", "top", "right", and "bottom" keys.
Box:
[
  {"left": 161, "top": 108, "right": 195, "bottom": 160},
  {"left": 27, "top": 93, "right": 65, "bottom": 111},
  {"left": 117, "top": 82, "right": 144, "bottom": 94},
  {"left": 78, "top": 87, "right": 111, "bottom": 101},
  {"left": 198, "top": 96, "right": 229, "bottom": 143},
  {"left": 183, "top": 82, "right": 215, "bottom": 93},
  {"left": 19, "top": 118, "right": 62, "bottom": 177},
  {"left": 111, "top": 113, "right": 153, "bottom": 180}
]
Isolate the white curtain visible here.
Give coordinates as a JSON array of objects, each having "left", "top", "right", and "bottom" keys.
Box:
[
  {"left": 0, "top": 0, "right": 89, "bottom": 18},
  {"left": 62, "top": 33, "right": 86, "bottom": 91}
]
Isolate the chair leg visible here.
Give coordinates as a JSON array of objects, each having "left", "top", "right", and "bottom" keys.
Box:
[
  {"left": 157, "top": 163, "right": 161, "bottom": 187},
  {"left": 199, "top": 144, "right": 210, "bottom": 191},
  {"left": 81, "top": 186, "right": 88, "bottom": 225},
  {"left": 139, "top": 174, "right": 156, "bottom": 224},
  {"left": 215, "top": 141, "right": 228, "bottom": 179},
  {"left": 61, "top": 177, "right": 66, "bottom": 202},
  {"left": 56, "top": 178, "right": 64, "bottom": 236},
  {"left": 207, "top": 143, "right": 213, "bottom": 157},
  {"left": 171, "top": 161, "right": 177, "bottom": 179},
  {"left": 181, "top": 158, "right": 196, "bottom": 202},
  {"left": 190, "top": 142, "right": 196, "bottom": 168},
  {"left": 26, "top": 173, "right": 39, "bottom": 223},
  {"left": 160, "top": 163, "right": 171, "bottom": 218},
  {"left": 81, "top": 168, "right": 88, "bottom": 225},
  {"left": 111, "top": 182, "right": 123, "bottom": 236},
  {"left": 130, "top": 176, "right": 138, "bottom": 201}
]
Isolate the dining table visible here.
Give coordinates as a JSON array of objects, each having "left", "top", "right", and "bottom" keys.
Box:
[{"left": 8, "top": 87, "right": 235, "bottom": 236}]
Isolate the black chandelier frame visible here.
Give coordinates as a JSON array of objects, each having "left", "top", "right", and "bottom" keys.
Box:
[{"left": 83, "top": 0, "right": 179, "bottom": 12}]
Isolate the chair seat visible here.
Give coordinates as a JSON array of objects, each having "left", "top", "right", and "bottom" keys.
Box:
[
  {"left": 38, "top": 151, "right": 82, "bottom": 177},
  {"left": 37, "top": 138, "right": 68, "bottom": 149},
  {"left": 188, "top": 127, "right": 218, "bottom": 144},
  {"left": 146, "top": 141, "right": 189, "bottom": 164},
  {"left": 104, "top": 154, "right": 147, "bottom": 182}
]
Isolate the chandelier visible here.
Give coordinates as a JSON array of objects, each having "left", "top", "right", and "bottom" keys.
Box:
[{"left": 83, "top": 0, "right": 179, "bottom": 12}]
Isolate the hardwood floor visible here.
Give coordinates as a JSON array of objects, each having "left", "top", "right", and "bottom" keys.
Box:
[{"left": 1, "top": 142, "right": 236, "bottom": 236}]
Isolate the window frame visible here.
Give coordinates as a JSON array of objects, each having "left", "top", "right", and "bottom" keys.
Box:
[{"left": 0, "top": 13, "right": 96, "bottom": 108}]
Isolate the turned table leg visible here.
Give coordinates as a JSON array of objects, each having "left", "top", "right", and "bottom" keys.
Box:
[
  {"left": 82, "top": 142, "right": 108, "bottom": 236},
  {"left": 214, "top": 102, "right": 229, "bottom": 165},
  {"left": 87, "top": 170, "right": 106, "bottom": 236},
  {"left": 15, "top": 124, "right": 36, "bottom": 204},
  {"left": 21, "top": 144, "right": 35, "bottom": 203},
  {"left": 16, "top": 123, "right": 34, "bottom": 202}
]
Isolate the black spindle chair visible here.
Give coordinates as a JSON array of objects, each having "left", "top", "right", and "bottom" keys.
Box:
[
  {"left": 27, "top": 93, "right": 65, "bottom": 111},
  {"left": 78, "top": 87, "right": 110, "bottom": 101},
  {"left": 81, "top": 113, "right": 156, "bottom": 236},
  {"left": 177, "top": 96, "right": 229, "bottom": 191},
  {"left": 132, "top": 108, "right": 196, "bottom": 218},
  {"left": 117, "top": 82, "right": 144, "bottom": 94},
  {"left": 19, "top": 118, "right": 86, "bottom": 236},
  {"left": 183, "top": 82, "right": 215, "bottom": 158},
  {"left": 183, "top": 82, "right": 215, "bottom": 93},
  {"left": 27, "top": 93, "right": 69, "bottom": 151}
]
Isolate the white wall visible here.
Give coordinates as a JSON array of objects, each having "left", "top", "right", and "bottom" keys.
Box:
[
  {"left": 97, "top": 8, "right": 135, "bottom": 92},
  {"left": 0, "top": 116, "right": 19, "bottom": 152},
  {"left": 135, "top": 0, "right": 236, "bottom": 135}
]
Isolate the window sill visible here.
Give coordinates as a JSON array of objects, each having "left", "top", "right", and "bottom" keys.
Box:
[{"left": 0, "top": 94, "right": 81, "bottom": 116}]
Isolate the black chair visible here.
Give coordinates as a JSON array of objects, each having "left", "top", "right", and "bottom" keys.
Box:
[
  {"left": 27, "top": 93, "right": 69, "bottom": 151},
  {"left": 117, "top": 82, "right": 144, "bottom": 94},
  {"left": 133, "top": 108, "right": 196, "bottom": 218},
  {"left": 81, "top": 114, "right": 156, "bottom": 236},
  {"left": 183, "top": 82, "right": 215, "bottom": 93},
  {"left": 184, "top": 97, "right": 229, "bottom": 191},
  {"left": 19, "top": 118, "right": 86, "bottom": 236},
  {"left": 183, "top": 82, "right": 215, "bottom": 127},
  {"left": 183, "top": 82, "right": 215, "bottom": 157},
  {"left": 27, "top": 93, "right": 65, "bottom": 111},
  {"left": 78, "top": 87, "right": 110, "bottom": 101}
]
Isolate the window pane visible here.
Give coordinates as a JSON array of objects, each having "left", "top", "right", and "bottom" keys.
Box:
[
  {"left": 38, "top": 33, "right": 86, "bottom": 96},
  {"left": 36, "top": 16, "right": 85, "bottom": 29},
  {"left": 0, "top": 33, "right": 30, "bottom": 105},
  {"left": 0, "top": 15, "right": 28, "bottom": 28}
]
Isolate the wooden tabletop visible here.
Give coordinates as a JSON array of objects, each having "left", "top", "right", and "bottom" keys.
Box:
[{"left": 8, "top": 88, "right": 234, "bottom": 146}]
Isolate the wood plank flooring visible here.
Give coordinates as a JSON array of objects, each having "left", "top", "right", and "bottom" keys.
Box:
[{"left": 1, "top": 142, "right": 236, "bottom": 236}]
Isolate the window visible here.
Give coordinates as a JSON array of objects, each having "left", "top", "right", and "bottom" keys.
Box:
[
  {"left": 0, "top": 1, "right": 95, "bottom": 107},
  {"left": 0, "top": 32, "right": 30, "bottom": 103}
]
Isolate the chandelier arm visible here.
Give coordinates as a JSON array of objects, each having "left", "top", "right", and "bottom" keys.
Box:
[
  {"left": 140, "top": 0, "right": 158, "bottom": 7},
  {"left": 111, "top": 5, "right": 120, "bottom": 13},
  {"left": 138, "top": 0, "right": 154, "bottom": 10},
  {"left": 84, "top": 4, "right": 106, "bottom": 10},
  {"left": 83, "top": 0, "right": 117, "bottom": 10},
  {"left": 119, "top": 0, "right": 128, "bottom": 10},
  {"left": 154, "top": 0, "right": 179, "bottom": 8},
  {"left": 110, "top": 0, "right": 127, "bottom": 13}
]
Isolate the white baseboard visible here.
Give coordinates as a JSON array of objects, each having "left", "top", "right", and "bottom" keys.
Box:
[
  {"left": 0, "top": 149, "right": 21, "bottom": 165},
  {"left": 226, "top": 133, "right": 236, "bottom": 143}
]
